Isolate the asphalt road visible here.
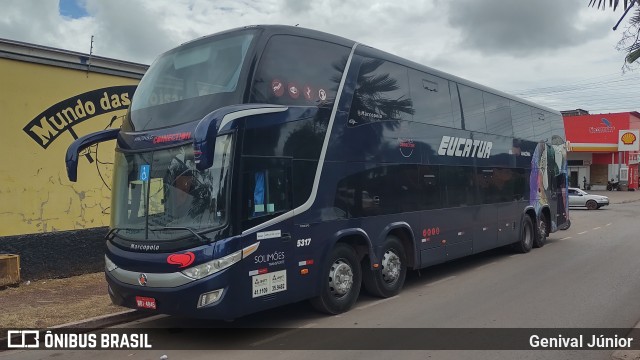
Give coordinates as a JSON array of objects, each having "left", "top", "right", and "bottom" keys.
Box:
[{"left": 3, "top": 202, "right": 640, "bottom": 360}]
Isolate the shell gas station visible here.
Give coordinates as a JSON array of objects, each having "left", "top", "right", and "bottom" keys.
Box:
[{"left": 562, "top": 110, "right": 640, "bottom": 191}]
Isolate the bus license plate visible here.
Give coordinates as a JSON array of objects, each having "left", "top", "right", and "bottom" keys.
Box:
[{"left": 135, "top": 296, "right": 157, "bottom": 309}]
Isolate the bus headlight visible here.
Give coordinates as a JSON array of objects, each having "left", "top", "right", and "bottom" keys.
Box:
[
  {"left": 105, "top": 255, "right": 118, "bottom": 272},
  {"left": 181, "top": 250, "right": 242, "bottom": 280}
]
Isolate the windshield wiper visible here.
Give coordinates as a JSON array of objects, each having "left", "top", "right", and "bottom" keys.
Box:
[
  {"left": 149, "top": 226, "right": 208, "bottom": 242},
  {"left": 105, "top": 227, "right": 144, "bottom": 240}
]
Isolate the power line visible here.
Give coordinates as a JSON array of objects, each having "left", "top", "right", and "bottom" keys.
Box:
[{"left": 507, "top": 71, "right": 640, "bottom": 113}]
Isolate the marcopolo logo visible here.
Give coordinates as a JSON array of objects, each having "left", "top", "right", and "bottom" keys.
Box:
[{"left": 23, "top": 85, "right": 136, "bottom": 149}]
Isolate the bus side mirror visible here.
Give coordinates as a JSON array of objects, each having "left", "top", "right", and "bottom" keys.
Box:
[
  {"left": 193, "top": 113, "right": 219, "bottom": 171},
  {"left": 65, "top": 128, "right": 120, "bottom": 182}
]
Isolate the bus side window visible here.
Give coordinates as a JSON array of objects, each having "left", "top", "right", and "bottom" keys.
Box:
[
  {"left": 510, "top": 101, "right": 535, "bottom": 141},
  {"left": 442, "top": 166, "right": 477, "bottom": 207},
  {"left": 243, "top": 157, "right": 292, "bottom": 223},
  {"left": 409, "top": 70, "right": 454, "bottom": 128},
  {"left": 348, "top": 58, "right": 412, "bottom": 125},
  {"left": 458, "top": 85, "right": 486, "bottom": 133}
]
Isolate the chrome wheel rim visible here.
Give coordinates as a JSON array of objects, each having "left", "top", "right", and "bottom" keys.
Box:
[
  {"left": 539, "top": 219, "right": 547, "bottom": 240},
  {"left": 381, "top": 249, "right": 401, "bottom": 285},
  {"left": 328, "top": 260, "right": 353, "bottom": 298}
]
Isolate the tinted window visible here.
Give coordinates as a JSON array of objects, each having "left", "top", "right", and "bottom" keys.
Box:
[
  {"left": 335, "top": 165, "right": 422, "bottom": 217},
  {"left": 251, "top": 35, "right": 350, "bottom": 108},
  {"left": 348, "top": 59, "right": 413, "bottom": 126},
  {"left": 127, "top": 31, "right": 255, "bottom": 131},
  {"left": 441, "top": 166, "right": 476, "bottom": 207},
  {"left": 292, "top": 160, "right": 317, "bottom": 208},
  {"left": 409, "top": 70, "right": 454, "bottom": 127},
  {"left": 458, "top": 85, "right": 486, "bottom": 132},
  {"left": 242, "top": 157, "right": 292, "bottom": 229},
  {"left": 419, "top": 165, "right": 443, "bottom": 209},
  {"left": 533, "top": 110, "right": 554, "bottom": 141},
  {"left": 476, "top": 168, "right": 499, "bottom": 204},
  {"left": 450, "top": 82, "right": 463, "bottom": 129},
  {"left": 483, "top": 92, "right": 513, "bottom": 136},
  {"left": 476, "top": 167, "right": 524, "bottom": 204},
  {"left": 549, "top": 112, "right": 565, "bottom": 139},
  {"left": 510, "top": 101, "right": 535, "bottom": 140},
  {"left": 513, "top": 168, "right": 527, "bottom": 200}
]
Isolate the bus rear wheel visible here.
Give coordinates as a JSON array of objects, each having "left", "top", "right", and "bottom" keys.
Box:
[
  {"left": 363, "top": 235, "right": 407, "bottom": 298},
  {"left": 512, "top": 215, "right": 533, "bottom": 253},
  {"left": 533, "top": 213, "right": 547, "bottom": 248},
  {"left": 310, "top": 243, "right": 362, "bottom": 315}
]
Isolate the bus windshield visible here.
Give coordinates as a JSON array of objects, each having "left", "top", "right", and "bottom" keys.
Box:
[
  {"left": 128, "top": 31, "right": 255, "bottom": 130},
  {"left": 110, "top": 134, "right": 233, "bottom": 241}
]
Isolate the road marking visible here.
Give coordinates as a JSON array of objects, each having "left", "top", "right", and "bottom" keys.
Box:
[
  {"left": 426, "top": 275, "right": 456, "bottom": 287},
  {"left": 578, "top": 231, "right": 588, "bottom": 235},
  {"left": 606, "top": 223, "right": 612, "bottom": 227},
  {"left": 593, "top": 227, "right": 601, "bottom": 230},
  {"left": 355, "top": 295, "right": 399, "bottom": 310},
  {"left": 250, "top": 322, "right": 317, "bottom": 347},
  {"left": 560, "top": 236, "right": 572, "bottom": 240}
]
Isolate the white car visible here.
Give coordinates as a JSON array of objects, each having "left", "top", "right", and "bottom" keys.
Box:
[{"left": 568, "top": 187, "right": 610, "bottom": 210}]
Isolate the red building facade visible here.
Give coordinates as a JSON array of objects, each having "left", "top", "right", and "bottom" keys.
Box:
[{"left": 563, "top": 111, "right": 640, "bottom": 190}]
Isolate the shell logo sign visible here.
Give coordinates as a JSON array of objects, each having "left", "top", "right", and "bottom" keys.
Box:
[
  {"left": 621, "top": 132, "right": 637, "bottom": 145},
  {"left": 619, "top": 130, "right": 640, "bottom": 151}
]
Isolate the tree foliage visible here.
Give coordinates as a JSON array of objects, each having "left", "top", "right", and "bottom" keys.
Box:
[{"left": 589, "top": 0, "right": 640, "bottom": 68}]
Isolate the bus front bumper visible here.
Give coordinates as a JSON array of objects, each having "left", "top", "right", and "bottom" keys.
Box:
[{"left": 105, "top": 269, "right": 244, "bottom": 320}]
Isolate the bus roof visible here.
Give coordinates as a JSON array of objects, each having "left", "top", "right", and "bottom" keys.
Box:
[{"left": 178, "top": 25, "right": 560, "bottom": 116}]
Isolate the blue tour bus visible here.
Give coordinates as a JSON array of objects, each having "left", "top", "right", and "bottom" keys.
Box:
[{"left": 65, "top": 25, "right": 569, "bottom": 319}]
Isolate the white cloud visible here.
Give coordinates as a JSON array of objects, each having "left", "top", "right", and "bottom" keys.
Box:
[{"left": 0, "top": 0, "right": 635, "bottom": 112}]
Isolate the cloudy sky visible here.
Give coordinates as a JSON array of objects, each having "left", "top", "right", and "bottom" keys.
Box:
[{"left": 1, "top": 0, "right": 637, "bottom": 113}]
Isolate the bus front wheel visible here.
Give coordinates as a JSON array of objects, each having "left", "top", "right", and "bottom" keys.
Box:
[
  {"left": 310, "top": 243, "right": 362, "bottom": 315},
  {"left": 362, "top": 235, "right": 407, "bottom": 298}
]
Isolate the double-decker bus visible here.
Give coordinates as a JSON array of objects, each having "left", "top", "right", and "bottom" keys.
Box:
[{"left": 65, "top": 25, "right": 569, "bottom": 319}]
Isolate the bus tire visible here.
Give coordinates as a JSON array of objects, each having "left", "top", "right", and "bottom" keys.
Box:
[
  {"left": 511, "top": 216, "right": 533, "bottom": 253},
  {"left": 310, "top": 243, "right": 362, "bottom": 315},
  {"left": 362, "top": 235, "right": 407, "bottom": 298},
  {"left": 533, "top": 213, "right": 548, "bottom": 248}
]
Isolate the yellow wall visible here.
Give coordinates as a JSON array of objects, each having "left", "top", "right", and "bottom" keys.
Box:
[{"left": 0, "top": 58, "right": 140, "bottom": 236}]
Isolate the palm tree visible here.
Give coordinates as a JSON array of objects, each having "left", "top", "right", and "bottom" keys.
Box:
[{"left": 589, "top": 0, "right": 640, "bottom": 66}]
